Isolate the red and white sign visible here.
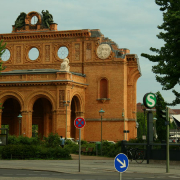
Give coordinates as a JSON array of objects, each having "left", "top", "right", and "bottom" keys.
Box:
[{"left": 74, "top": 117, "right": 85, "bottom": 129}]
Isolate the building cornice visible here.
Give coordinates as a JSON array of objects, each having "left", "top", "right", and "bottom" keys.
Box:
[
  {"left": 0, "top": 29, "right": 91, "bottom": 42},
  {"left": 0, "top": 80, "right": 88, "bottom": 87}
]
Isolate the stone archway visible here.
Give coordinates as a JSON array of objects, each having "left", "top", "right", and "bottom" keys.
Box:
[
  {"left": 32, "top": 98, "right": 52, "bottom": 138},
  {"left": 2, "top": 98, "right": 21, "bottom": 136},
  {"left": 70, "top": 95, "right": 82, "bottom": 139}
]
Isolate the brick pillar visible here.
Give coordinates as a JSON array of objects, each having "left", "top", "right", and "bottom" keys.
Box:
[
  {"left": 52, "top": 110, "right": 57, "bottom": 134},
  {"left": 21, "top": 111, "right": 32, "bottom": 137},
  {"left": 55, "top": 110, "right": 66, "bottom": 137},
  {"left": 44, "top": 112, "right": 52, "bottom": 137}
]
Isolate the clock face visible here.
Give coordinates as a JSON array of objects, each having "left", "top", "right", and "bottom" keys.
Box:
[{"left": 96, "top": 44, "right": 111, "bottom": 59}]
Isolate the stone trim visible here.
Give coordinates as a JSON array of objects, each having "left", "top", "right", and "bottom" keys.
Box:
[
  {"left": 0, "top": 80, "right": 88, "bottom": 87},
  {"left": 0, "top": 30, "right": 91, "bottom": 41}
]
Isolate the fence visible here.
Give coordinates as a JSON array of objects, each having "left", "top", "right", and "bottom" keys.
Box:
[{"left": 121, "top": 140, "right": 180, "bottom": 162}]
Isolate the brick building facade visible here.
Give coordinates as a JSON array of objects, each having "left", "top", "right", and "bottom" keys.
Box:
[{"left": 0, "top": 11, "right": 141, "bottom": 141}]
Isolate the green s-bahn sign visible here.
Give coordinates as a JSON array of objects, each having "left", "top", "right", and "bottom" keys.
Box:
[{"left": 143, "top": 93, "right": 157, "bottom": 109}]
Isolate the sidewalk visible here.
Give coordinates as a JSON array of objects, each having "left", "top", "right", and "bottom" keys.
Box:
[{"left": 0, "top": 154, "right": 179, "bottom": 175}]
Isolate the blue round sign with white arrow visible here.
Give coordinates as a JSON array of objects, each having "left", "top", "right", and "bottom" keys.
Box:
[{"left": 114, "top": 153, "right": 129, "bottom": 173}]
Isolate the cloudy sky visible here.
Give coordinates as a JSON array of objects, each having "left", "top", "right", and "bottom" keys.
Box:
[{"left": 1, "top": 0, "right": 180, "bottom": 109}]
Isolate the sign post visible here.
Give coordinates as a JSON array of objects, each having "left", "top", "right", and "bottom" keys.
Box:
[
  {"left": 114, "top": 153, "right": 129, "bottom": 180},
  {"left": 143, "top": 92, "right": 157, "bottom": 164},
  {"left": 74, "top": 117, "right": 86, "bottom": 172}
]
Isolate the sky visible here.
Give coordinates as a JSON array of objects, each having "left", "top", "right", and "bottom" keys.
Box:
[{"left": 0, "top": 0, "right": 180, "bottom": 109}]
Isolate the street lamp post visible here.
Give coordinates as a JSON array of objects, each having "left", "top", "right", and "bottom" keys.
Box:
[
  {"left": 153, "top": 117, "right": 157, "bottom": 140},
  {"left": 17, "top": 114, "right": 22, "bottom": 136},
  {"left": 99, "top": 108, "right": 105, "bottom": 156},
  {"left": 64, "top": 100, "right": 70, "bottom": 139}
]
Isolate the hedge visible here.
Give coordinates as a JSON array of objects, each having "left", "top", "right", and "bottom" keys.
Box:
[{"left": 1, "top": 144, "right": 71, "bottom": 160}]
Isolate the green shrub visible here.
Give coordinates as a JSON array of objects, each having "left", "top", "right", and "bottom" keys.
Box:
[
  {"left": 101, "top": 141, "right": 121, "bottom": 157},
  {"left": 81, "top": 140, "right": 88, "bottom": 145},
  {"left": 1, "top": 144, "right": 71, "bottom": 160},
  {"left": 18, "top": 136, "right": 31, "bottom": 145},
  {"left": 65, "top": 143, "right": 79, "bottom": 153},
  {"left": 65, "top": 139, "right": 74, "bottom": 145},
  {"left": 30, "top": 136, "right": 41, "bottom": 146},
  {"left": 43, "top": 133, "right": 60, "bottom": 148},
  {"left": 8, "top": 135, "right": 19, "bottom": 145},
  {"left": 1, "top": 144, "right": 36, "bottom": 159},
  {"left": 8, "top": 135, "right": 41, "bottom": 146}
]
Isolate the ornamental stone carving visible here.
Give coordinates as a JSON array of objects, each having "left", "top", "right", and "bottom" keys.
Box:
[
  {"left": 96, "top": 44, "right": 111, "bottom": 59},
  {"left": 60, "top": 58, "right": 70, "bottom": 72}
]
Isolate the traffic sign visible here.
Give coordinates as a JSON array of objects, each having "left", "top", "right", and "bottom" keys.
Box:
[
  {"left": 114, "top": 153, "right": 129, "bottom": 173},
  {"left": 74, "top": 117, "right": 85, "bottom": 129},
  {"left": 143, "top": 93, "right": 157, "bottom": 109}
]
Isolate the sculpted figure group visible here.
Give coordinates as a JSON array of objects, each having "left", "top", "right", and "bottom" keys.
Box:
[
  {"left": 60, "top": 58, "right": 70, "bottom": 72},
  {"left": 14, "top": 12, "right": 27, "bottom": 30},
  {"left": 14, "top": 10, "right": 54, "bottom": 30},
  {"left": 42, "top": 10, "right": 54, "bottom": 29}
]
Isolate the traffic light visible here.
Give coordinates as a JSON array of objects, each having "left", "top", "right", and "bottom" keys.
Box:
[{"left": 160, "top": 108, "right": 169, "bottom": 125}]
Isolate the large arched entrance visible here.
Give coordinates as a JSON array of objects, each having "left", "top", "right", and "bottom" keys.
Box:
[
  {"left": 2, "top": 98, "right": 21, "bottom": 136},
  {"left": 70, "top": 95, "right": 82, "bottom": 139},
  {"left": 32, "top": 98, "right": 52, "bottom": 137}
]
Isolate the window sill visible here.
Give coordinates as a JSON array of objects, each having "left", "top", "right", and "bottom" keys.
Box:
[{"left": 96, "top": 98, "right": 110, "bottom": 103}]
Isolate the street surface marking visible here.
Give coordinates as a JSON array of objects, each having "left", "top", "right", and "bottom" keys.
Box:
[{"left": 168, "top": 176, "right": 180, "bottom": 179}]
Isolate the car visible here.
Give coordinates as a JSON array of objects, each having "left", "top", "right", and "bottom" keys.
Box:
[
  {"left": 107, "top": 141, "right": 116, "bottom": 144},
  {"left": 65, "top": 138, "right": 78, "bottom": 144}
]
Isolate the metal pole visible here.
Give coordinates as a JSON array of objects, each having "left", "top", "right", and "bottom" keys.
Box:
[
  {"left": 143, "top": 109, "right": 146, "bottom": 149},
  {"left": 79, "top": 128, "right": 81, "bottom": 172},
  {"left": 144, "top": 109, "right": 145, "bottom": 137},
  {"left": 119, "top": 172, "right": 122, "bottom": 180},
  {"left": 101, "top": 115, "right": 102, "bottom": 156},
  {"left": 166, "top": 107, "right": 169, "bottom": 173}
]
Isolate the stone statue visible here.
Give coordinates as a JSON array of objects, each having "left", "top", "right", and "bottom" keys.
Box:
[
  {"left": 60, "top": 58, "right": 70, "bottom": 72},
  {"left": 96, "top": 44, "right": 111, "bottom": 59},
  {"left": 42, "top": 10, "right": 54, "bottom": 29},
  {"left": 14, "top": 12, "right": 27, "bottom": 30}
]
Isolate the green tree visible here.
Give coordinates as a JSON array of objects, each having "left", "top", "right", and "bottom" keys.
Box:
[
  {"left": 155, "top": 91, "right": 167, "bottom": 141},
  {"left": 141, "top": 0, "right": 180, "bottom": 106},
  {"left": 137, "top": 112, "right": 147, "bottom": 140}
]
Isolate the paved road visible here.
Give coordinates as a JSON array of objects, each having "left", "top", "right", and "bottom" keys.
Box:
[
  {"left": 0, "top": 154, "right": 179, "bottom": 180},
  {"left": 0, "top": 169, "right": 180, "bottom": 180}
]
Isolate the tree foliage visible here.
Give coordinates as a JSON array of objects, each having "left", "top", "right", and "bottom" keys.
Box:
[
  {"left": 141, "top": 0, "right": 180, "bottom": 105},
  {"left": 137, "top": 112, "right": 147, "bottom": 140},
  {"left": 155, "top": 91, "right": 167, "bottom": 141}
]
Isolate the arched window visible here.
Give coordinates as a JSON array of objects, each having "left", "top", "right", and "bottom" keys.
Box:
[{"left": 100, "top": 78, "right": 108, "bottom": 98}]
